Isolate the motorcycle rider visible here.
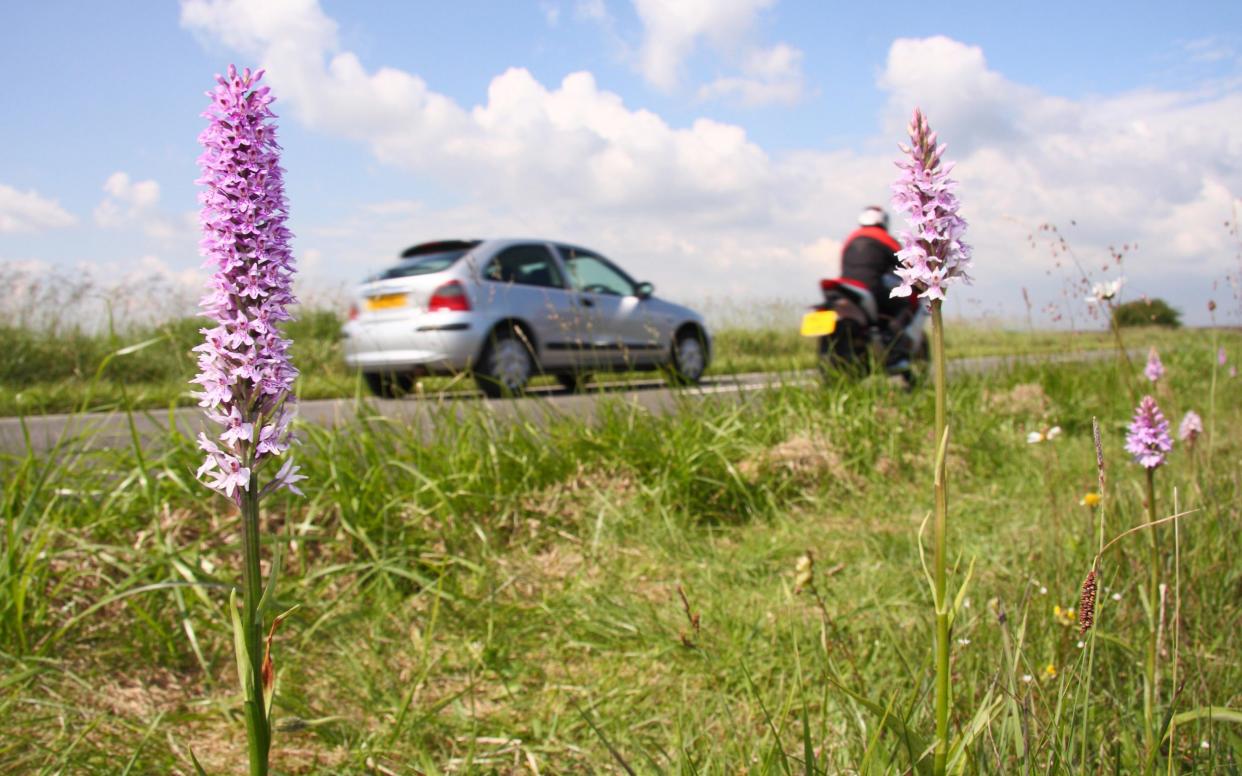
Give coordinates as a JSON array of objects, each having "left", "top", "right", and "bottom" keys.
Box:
[
  {"left": 839, "top": 206, "right": 915, "bottom": 362},
  {"left": 841, "top": 206, "right": 904, "bottom": 319}
]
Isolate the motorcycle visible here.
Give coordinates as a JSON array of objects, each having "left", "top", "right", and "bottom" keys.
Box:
[{"left": 800, "top": 277, "right": 929, "bottom": 383}]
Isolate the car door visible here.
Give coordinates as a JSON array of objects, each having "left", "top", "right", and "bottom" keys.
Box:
[
  {"left": 556, "top": 246, "right": 665, "bottom": 369},
  {"left": 476, "top": 243, "right": 581, "bottom": 369}
]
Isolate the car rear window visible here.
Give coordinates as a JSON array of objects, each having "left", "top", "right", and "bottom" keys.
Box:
[{"left": 372, "top": 249, "right": 470, "bottom": 280}]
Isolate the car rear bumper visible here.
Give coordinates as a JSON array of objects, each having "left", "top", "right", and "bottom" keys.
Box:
[{"left": 342, "top": 316, "right": 482, "bottom": 373}]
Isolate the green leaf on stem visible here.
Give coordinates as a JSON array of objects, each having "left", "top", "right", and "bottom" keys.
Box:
[
  {"left": 949, "top": 557, "right": 976, "bottom": 626},
  {"left": 112, "top": 336, "right": 164, "bottom": 357},
  {"left": 262, "top": 604, "right": 300, "bottom": 721},
  {"left": 916, "top": 512, "right": 935, "bottom": 602},
  {"left": 229, "top": 588, "right": 252, "bottom": 698},
  {"left": 257, "top": 534, "right": 281, "bottom": 617}
]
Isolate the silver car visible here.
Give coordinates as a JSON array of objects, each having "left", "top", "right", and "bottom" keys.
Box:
[{"left": 342, "top": 239, "right": 711, "bottom": 397}]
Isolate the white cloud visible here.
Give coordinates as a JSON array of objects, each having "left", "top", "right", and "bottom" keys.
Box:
[
  {"left": 93, "top": 171, "right": 196, "bottom": 243},
  {"left": 697, "top": 42, "right": 805, "bottom": 106},
  {"left": 631, "top": 0, "right": 777, "bottom": 91},
  {"left": 180, "top": 1, "right": 775, "bottom": 215},
  {"left": 180, "top": 1, "right": 1242, "bottom": 324},
  {"left": 94, "top": 171, "right": 161, "bottom": 227},
  {"left": 879, "top": 36, "right": 1075, "bottom": 154},
  {"left": 627, "top": 0, "right": 809, "bottom": 106},
  {"left": 877, "top": 36, "right": 1242, "bottom": 316},
  {"left": 574, "top": 0, "right": 608, "bottom": 23},
  {"left": 540, "top": 1, "right": 561, "bottom": 27},
  {"left": 1183, "top": 36, "right": 1236, "bottom": 64},
  {"left": 0, "top": 184, "right": 76, "bottom": 233},
  {"left": 1150, "top": 178, "right": 1238, "bottom": 264},
  {"left": 181, "top": 0, "right": 336, "bottom": 59}
]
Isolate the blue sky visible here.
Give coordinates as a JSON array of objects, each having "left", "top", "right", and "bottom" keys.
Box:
[{"left": 2, "top": 0, "right": 1241, "bottom": 326}]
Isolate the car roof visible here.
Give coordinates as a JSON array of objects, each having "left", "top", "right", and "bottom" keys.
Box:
[
  {"left": 398, "top": 239, "right": 482, "bottom": 258},
  {"left": 399, "top": 238, "right": 602, "bottom": 257}
]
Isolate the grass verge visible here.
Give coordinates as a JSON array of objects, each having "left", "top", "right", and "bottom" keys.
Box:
[{"left": 0, "top": 328, "right": 1238, "bottom": 772}]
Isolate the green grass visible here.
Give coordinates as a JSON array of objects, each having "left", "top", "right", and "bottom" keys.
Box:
[
  {"left": 0, "top": 326, "right": 1238, "bottom": 772},
  {"left": 0, "top": 307, "right": 1201, "bottom": 416}
]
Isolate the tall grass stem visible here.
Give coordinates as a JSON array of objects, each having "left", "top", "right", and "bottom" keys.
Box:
[{"left": 1078, "top": 418, "right": 1108, "bottom": 768}]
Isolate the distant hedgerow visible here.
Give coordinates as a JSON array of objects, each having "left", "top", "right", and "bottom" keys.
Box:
[{"left": 1112, "top": 298, "right": 1181, "bottom": 328}]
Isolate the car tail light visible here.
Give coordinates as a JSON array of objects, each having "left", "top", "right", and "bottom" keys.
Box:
[
  {"left": 348, "top": 302, "right": 359, "bottom": 321},
  {"left": 428, "top": 280, "right": 471, "bottom": 312}
]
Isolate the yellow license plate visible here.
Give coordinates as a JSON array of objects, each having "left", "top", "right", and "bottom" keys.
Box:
[
  {"left": 800, "top": 310, "right": 838, "bottom": 337},
  {"left": 365, "top": 293, "right": 408, "bottom": 311}
]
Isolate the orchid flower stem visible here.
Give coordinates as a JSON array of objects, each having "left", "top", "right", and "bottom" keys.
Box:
[
  {"left": 931, "top": 299, "right": 950, "bottom": 776},
  {"left": 1143, "top": 468, "right": 1160, "bottom": 773},
  {"left": 241, "top": 475, "right": 270, "bottom": 776}
]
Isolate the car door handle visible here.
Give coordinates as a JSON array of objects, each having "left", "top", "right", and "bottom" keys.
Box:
[{"left": 579, "top": 297, "right": 595, "bottom": 307}]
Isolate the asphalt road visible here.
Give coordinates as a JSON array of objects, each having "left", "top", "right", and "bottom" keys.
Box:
[{"left": 0, "top": 350, "right": 1127, "bottom": 455}]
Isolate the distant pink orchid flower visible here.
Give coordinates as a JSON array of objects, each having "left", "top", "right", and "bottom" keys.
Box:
[
  {"left": 1178, "top": 410, "right": 1203, "bottom": 447},
  {"left": 1144, "top": 348, "right": 1164, "bottom": 383}
]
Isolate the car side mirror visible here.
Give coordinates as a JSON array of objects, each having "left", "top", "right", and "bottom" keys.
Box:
[{"left": 635, "top": 281, "right": 654, "bottom": 299}]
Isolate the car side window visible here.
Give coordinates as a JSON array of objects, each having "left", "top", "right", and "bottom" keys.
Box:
[
  {"left": 483, "top": 245, "right": 565, "bottom": 289},
  {"left": 560, "top": 249, "right": 635, "bottom": 297}
]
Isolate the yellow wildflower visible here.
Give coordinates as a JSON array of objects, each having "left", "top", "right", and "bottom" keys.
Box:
[
  {"left": 1079, "top": 492, "right": 1101, "bottom": 508},
  {"left": 1044, "top": 663, "right": 1058, "bottom": 679}
]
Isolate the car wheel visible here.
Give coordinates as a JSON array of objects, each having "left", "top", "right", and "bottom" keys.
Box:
[
  {"left": 475, "top": 327, "right": 536, "bottom": 398},
  {"left": 667, "top": 329, "right": 707, "bottom": 386},
  {"left": 556, "top": 372, "right": 590, "bottom": 393},
  {"left": 363, "top": 371, "right": 414, "bottom": 398}
]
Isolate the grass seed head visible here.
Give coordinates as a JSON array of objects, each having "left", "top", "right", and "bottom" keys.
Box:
[
  {"left": 793, "top": 551, "right": 815, "bottom": 594},
  {"left": 1078, "top": 568, "right": 1098, "bottom": 634}
]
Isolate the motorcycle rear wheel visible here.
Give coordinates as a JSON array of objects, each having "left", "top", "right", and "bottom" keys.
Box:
[
  {"left": 817, "top": 318, "right": 868, "bottom": 378},
  {"left": 900, "top": 336, "right": 931, "bottom": 387}
]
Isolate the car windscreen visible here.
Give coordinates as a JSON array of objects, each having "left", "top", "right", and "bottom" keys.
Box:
[{"left": 372, "top": 249, "right": 469, "bottom": 280}]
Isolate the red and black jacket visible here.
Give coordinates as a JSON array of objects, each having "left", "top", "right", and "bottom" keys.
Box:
[
  {"left": 840, "top": 226, "right": 908, "bottom": 318},
  {"left": 840, "top": 226, "right": 900, "bottom": 294}
]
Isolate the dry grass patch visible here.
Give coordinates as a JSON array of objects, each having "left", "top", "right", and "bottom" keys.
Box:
[
  {"left": 738, "top": 433, "right": 860, "bottom": 491},
  {"left": 520, "top": 463, "right": 636, "bottom": 525},
  {"left": 983, "top": 381, "right": 1051, "bottom": 417}
]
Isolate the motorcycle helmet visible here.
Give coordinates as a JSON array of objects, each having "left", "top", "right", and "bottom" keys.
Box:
[{"left": 858, "top": 206, "right": 889, "bottom": 230}]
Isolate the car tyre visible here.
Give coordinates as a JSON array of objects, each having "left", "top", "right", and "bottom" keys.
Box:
[
  {"left": 475, "top": 326, "right": 537, "bottom": 398},
  {"left": 364, "top": 371, "right": 415, "bottom": 398},
  {"left": 556, "top": 371, "right": 591, "bottom": 393},
  {"left": 666, "top": 328, "right": 708, "bottom": 386}
]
